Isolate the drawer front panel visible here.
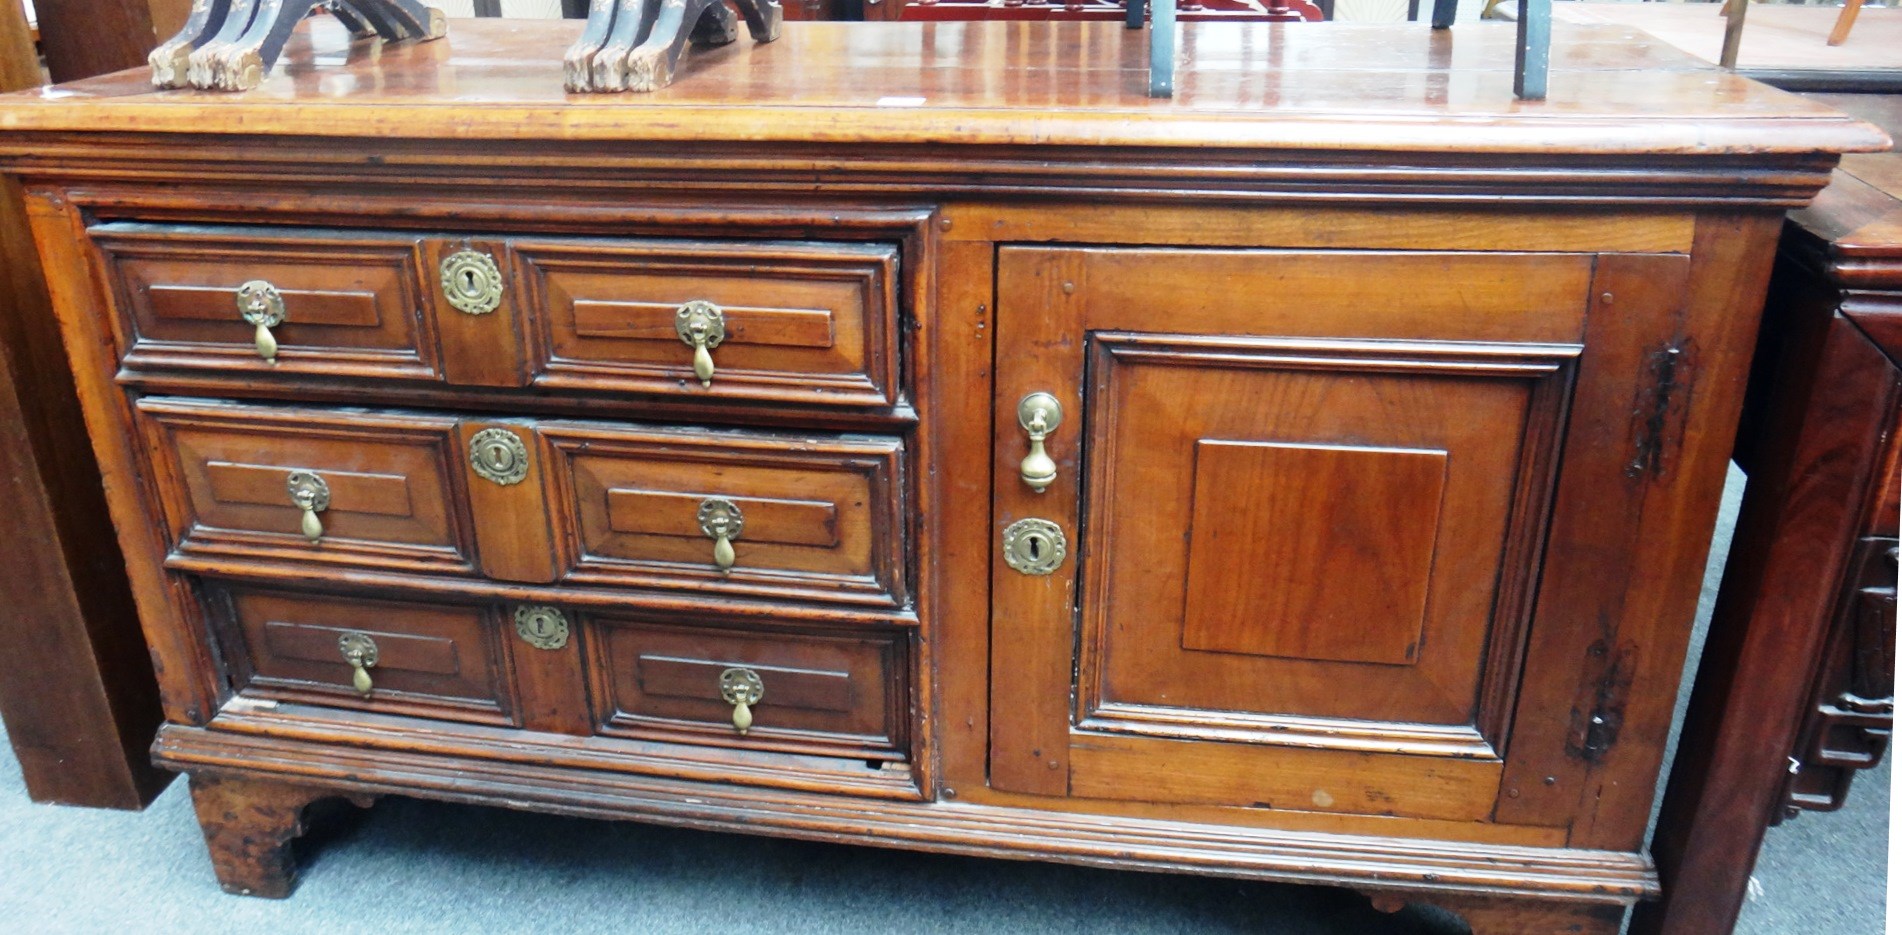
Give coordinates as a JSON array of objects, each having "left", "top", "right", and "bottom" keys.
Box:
[
  {"left": 544, "top": 421, "right": 908, "bottom": 607},
  {"left": 93, "top": 223, "right": 440, "bottom": 380},
  {"left": 590, "top": 616, "right": 909, "bottom": 760},
  {"left": 217, "top": 585, "right": 515, "bottom": 725},
  {"left": 137, "top": 398, "right": 477, "bottom": 575},
  {"left": 519, "top": 239, "right": 901, "bottom": 410}
]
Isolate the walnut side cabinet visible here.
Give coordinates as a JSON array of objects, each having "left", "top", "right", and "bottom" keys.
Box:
[{"left": 0, "top": 18, "right": 1885, "bottom": 934}]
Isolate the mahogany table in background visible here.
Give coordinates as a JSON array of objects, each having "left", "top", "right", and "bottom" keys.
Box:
[
  {"left": 0, "top": 0, "right": 169, "bottom": 809},
  {"left": 1634, "top": 131, "right": 1902, "bottom": 935}
]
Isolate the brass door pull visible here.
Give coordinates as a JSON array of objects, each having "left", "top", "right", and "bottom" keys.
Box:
[
  {"left": 1017, "top": 392, "right": 1063, "bottom": 492},
  {"left": 698, "top": 497, "right": 744, "bottom": 572},
  {"left": 236, "top": 280, "right": 287, "bottom": 362},
  {"left": 675, "top": 300, "right": 726, "bottom": 388},
  {"left": 719, "top": 666, "right": 764, "bottom": 734},
  {"left": 286, "top": 470, "right": 330, "bottom": 543},
  {"left": 338, "top": 632, "right": 379, "bottom": 697}
]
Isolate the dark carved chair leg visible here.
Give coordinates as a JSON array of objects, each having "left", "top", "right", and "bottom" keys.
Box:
[
  {"left": 623, "top": 0, "right": 737, "bottom": 93},
  {"left": 188, "top": 773, "right": 373, "bottom": 899},
  {"left": 1366, "top": 892, "right": 1626, "bottom": 935},
  {"left": 727, "top": 0, "right": 783, "bottom": 43},
  {"left": 590, "top": 0, "right": 660, "bottom": 91},
  {"left": 566, "top": 0, "right": 628, "bottom": 90},
  {"left": 149, "top": 0, "right": 233, "bottom": 87},
  {"left": 185, "top": 0, "right": 262, "bottom": 90},
  {"left": 326, "top": 1, "right": 381, "bottom": 40}
]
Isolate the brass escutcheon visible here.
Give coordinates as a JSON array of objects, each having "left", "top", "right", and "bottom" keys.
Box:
[
  {"left": 338, "top": 631, "right": 379, "bottom": 697},
  {"left": 513, "top": 605, "right": 570, "bottom": 651},
  {"left": 674, "top": 300, "right": 726, "bottom": 388},
  {"left": 235, "top": 280, "right": 286, "bottom": 362},
  {"left": 697, "top": 497, "right": 744, "bottom": 573},
  {"left": 718, "top": 666, "right": 765, "bottom": 735},
  {"left": 286, "top": 470, "right": 330, "bottom": 543},
  {"left": 1002, "top": 517, "right": 1067, "bottom": 576},
  {"left": 469, "top": 427, "right": 530, "bottom": 486},
  {"left": 440, "top": 250, "right": 504, "bottom": 316}
]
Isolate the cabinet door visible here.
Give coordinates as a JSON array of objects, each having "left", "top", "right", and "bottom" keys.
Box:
[{"left": 989, "top": 246, "right": 1630, "bottom": 823}]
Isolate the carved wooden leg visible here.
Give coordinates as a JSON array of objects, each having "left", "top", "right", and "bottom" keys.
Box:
[
  {"left": 590, "top": 0, "right": 657, "bottom": 91},
  {"left": 726, "top": 0, "right": 783, "bottom": 43},
  {"left": 149, "top": 0, "right": 233, "bottom": 88},
  {"left": 1367, "top": 892, "right": 1626, "bottom": 935},
  {"left": 188, "top": 773, "right": 369, "bottom": 898}
]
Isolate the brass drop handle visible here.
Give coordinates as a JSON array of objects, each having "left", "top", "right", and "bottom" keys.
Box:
[
  {"left": 286, "top": 470, "right": 330, "bottom": 543},
  {"left": 719, "top": 667, "right": 764, "bottom": 735},
  {"left": 697, "top": 497, "right": 744, "bottom": 572},
  {"left": 1017, "top": 393, "right": 1063, "bottom": 492},
  {"left": 675, "top": 300, "right": 726, "bottom": 388},
  {"left": 236, "top": 280, "right": 287, "bottom": 363},
  {"left": 338, "top": 632, "right": 379, "bottom": 697}
]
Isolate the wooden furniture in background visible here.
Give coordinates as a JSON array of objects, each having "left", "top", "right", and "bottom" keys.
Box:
[
  {"left": 30, "top": 0, "right": 188, "bottom": 83},
  {"left": 1634, "top": 142, "right": 1902, "bottom": 935},
  {"left": 0, "top": 0, "right": 168, "bottom": 809},
  {"left": 0, "top": 18, "right": 1882, "bottom": 932}
]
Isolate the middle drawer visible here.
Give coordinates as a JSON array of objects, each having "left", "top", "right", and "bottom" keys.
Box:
[{"left": 137, "top": 397, "right": 909, "bottom": 610}]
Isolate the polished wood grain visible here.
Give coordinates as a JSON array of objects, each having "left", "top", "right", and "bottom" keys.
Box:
[
  {"left": 0, "top": 19, "right": 1883, "bottom": 157},
  {"left": 0, "top": 24, "right": 1874, "bottom": 933}
]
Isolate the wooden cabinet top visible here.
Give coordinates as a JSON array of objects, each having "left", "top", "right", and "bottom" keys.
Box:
[
  {"left": 0, "top": 18, "right": 1886, "bottom": 157},
  {"left": 1795, "top": 154, "right": 1902, "bottom": 260}
]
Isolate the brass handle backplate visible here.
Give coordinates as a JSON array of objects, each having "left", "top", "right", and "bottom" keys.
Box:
[
  {"left": 1017, "top": 392, "right": 1063, "bottom": 492},
  {"left": 1003, "top": 517, "right": 1067, "bottom": 576},
  {"left": 440, "top": 250, "right": 505, "bottom": 316},
  {"left": 719, "top": 666, "right": 764, "bottom": 734},
  {"left": 286, "top": 470, "right": 330, "bottom": 543},
  {"left": 235, "top": 280, "right": 287, "bottom": 362},
  {"left": 675, "top": 300, "right": 726, "bottom": 388},
  {"left": 698, "top": 497, "right": 744, "bottom": 573},
  {"left": 338, "top": 631, "right": 379, "bottom": 697}
]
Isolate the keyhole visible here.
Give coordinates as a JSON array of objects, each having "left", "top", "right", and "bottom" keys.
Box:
[
  {"left": 485, "top": 444, "right": 508, "bottom": 470},
  {"left": 1027, "top": 535, "right": 1043, "bottom": 560},
  {"left": 460, "top": 269, "right": 479, "bottom": 295}
]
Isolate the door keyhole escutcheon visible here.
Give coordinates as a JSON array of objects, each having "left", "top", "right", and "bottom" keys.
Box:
[
  {"left": 1003, "top": 517, "right": 1067, "bottom": 576},
  {"left": 468, "top": 427, "right": 530, "bottom": 486},
  {"left": 439, "top": 249, "right": 505, "bottom": 316}
]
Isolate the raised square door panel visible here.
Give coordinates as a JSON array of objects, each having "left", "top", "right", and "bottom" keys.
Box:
[
  {"left": 588, "top": 615, "right": 912, "bottom": 765},
  {"left": 91, "top": 223, "right": 442, "bottom": 382},
  {"left": 541, "top": 420, "right": 908, "bottom": 609},
  {"left": 135, "top": 397, "right": 479, "bottom": 576},
  {"left": 210, "top": 584, "right": 517, "bottom": 727},
  {"left": 516, "top": 238, "right": 902, "bottom": 411},
  {"left": 990, "top": 246, "right": 1607, "bottom": 823},
  {"left": 1077, "top": 333, "right": 1573, "bottom": 758}
]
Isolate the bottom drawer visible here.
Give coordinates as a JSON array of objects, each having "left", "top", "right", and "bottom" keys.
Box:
[
  {"left": 589, "top": 616, "right": 910, "bottom": 762},
  {"left": 213, "top": 585, "right": 517, "bottom": 727}
]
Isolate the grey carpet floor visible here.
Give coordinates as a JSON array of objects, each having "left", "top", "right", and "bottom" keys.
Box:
[{"left": 0, "top": 470, "right": 1885, "bottom": 933}]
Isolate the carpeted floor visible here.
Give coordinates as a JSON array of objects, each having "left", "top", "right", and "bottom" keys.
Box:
[{"left": 0, "top": 469, "right": 1886, "bottom": 933}]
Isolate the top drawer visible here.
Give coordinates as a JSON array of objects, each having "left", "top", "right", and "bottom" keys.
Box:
[
  {"left": 89, "top": 223, "right": 905, "bottom": 417},
  {"left": 93, "top": 224, "right": 441, "bottom": 381},
  {"left": 517, "top": 238, "right": 902, "bottom": 410}
]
